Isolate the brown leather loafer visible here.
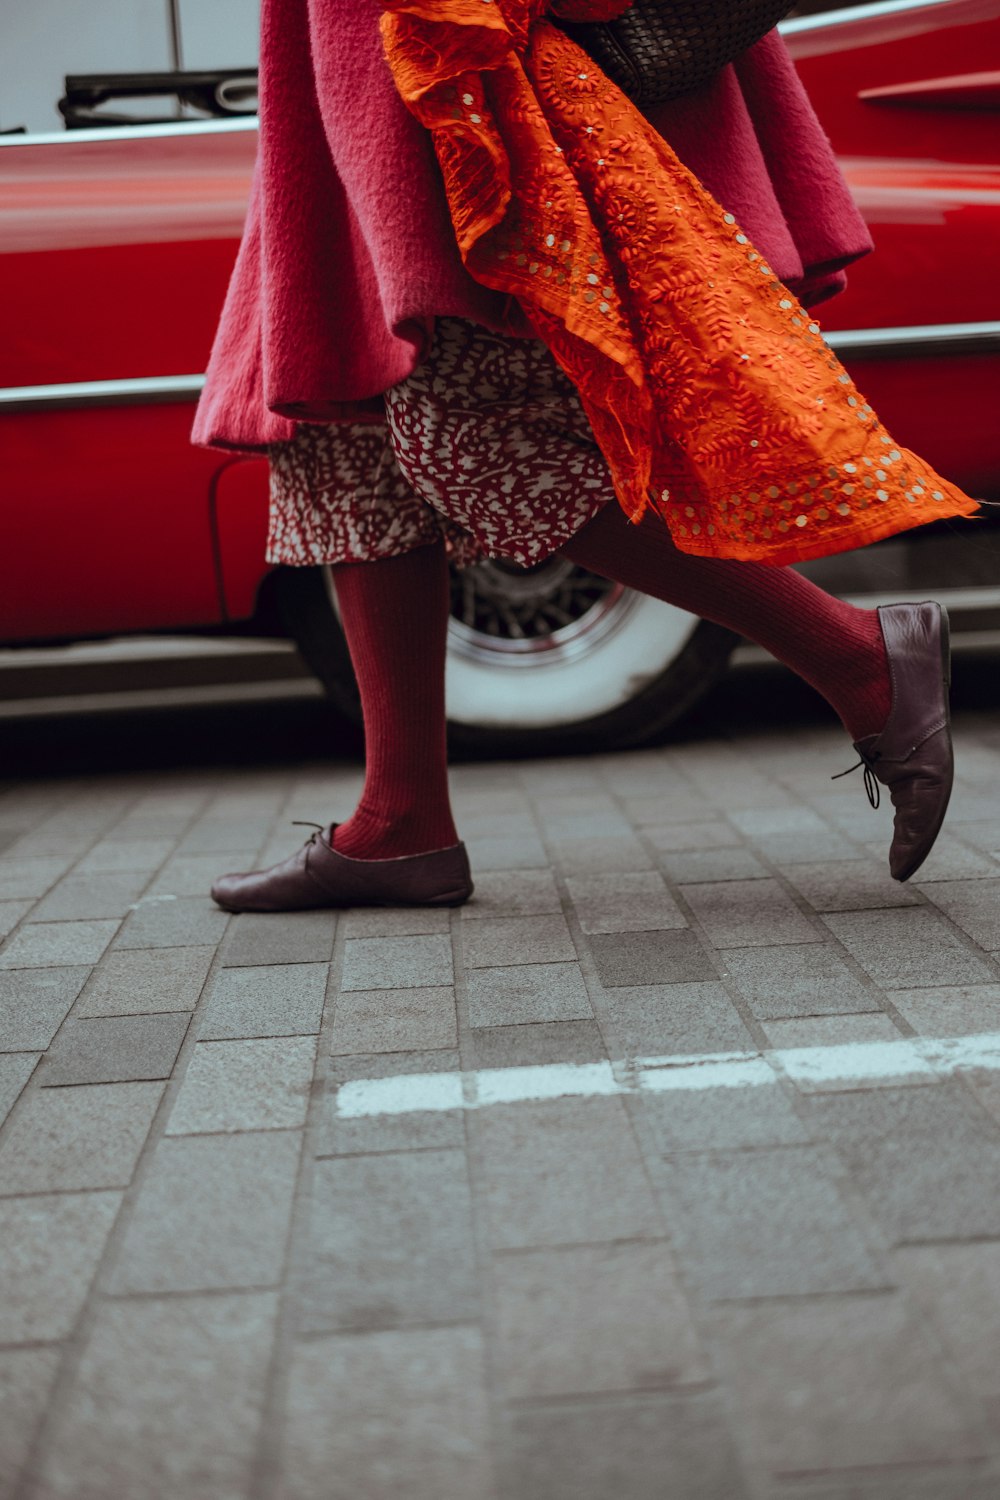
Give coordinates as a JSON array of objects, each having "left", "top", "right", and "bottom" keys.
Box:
[
  {"left": 850, "top": 601, "right": 953, "bottom": 883},
  {"left": 211, "top": 825, "right": 474, "bottom": 912}
]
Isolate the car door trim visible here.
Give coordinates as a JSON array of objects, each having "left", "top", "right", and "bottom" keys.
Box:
[
  {"left": 3, "top": 323, "right": 999, "bottom": 412},
  {"left": 782, "top": 0, "right": 958, "bottom": 35}
]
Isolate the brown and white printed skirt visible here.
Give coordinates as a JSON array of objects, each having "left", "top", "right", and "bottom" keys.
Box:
[{"left": 266, "top": 319, "right": 616, "bottom": 570}]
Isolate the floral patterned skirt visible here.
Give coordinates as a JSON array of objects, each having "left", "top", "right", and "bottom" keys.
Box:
[{"left": 267, "top": 319, "right": 615, "bottom": 569}]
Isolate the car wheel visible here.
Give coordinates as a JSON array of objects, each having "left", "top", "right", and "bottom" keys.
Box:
[{"left": 272, "top": 559, "right": 738, "bottom": 755}]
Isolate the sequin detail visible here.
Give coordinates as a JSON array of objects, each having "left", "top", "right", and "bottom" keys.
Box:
[{"left": 379, "top": 0, "right": 978, "bottom": 565}]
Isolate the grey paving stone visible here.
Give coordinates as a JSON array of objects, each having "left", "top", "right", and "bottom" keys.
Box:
[
  {"left": 0, "top": 856, "right": 74, "bottom": 901},
  {"left": 886, "top": 984, "right": 1000, "bottom": 1036},
  {"left": 625, "top": 793, "right": 716, "bottom": 827},
  {"left": 764, "top": 1012, "right": 921, "bottom": 1092},
  {"left": 538, "top": 806, "right": 631, "bottom": 843},
  {"left": 775, "top": 1470, "right": 1000, "bottom": 1500},
  {"left": 682, "top": 878, "right": 821, "bottom": 949},
  {"left": 646, "top": 822, "right": 744, "bottom": 854},
  {"left": 0, "top": 1190, "right": 121, "bottom": 1341},
  {"left": 589, "top": 930, "right": 717, "bottom": 988},
  {"left": 460, "top": 868, "right": 562, "bottom": 919},
  {"left": 466, "top": 963, "right": 593, "bottom": 1028},
  {"left": 341, "top": 934, "right": 453, "bottom": 992},
  {"left": 631, "top": 1079, "right": 810, "bottom": 1153},
  {"left": 729, "top": 807, "right": 832, "bottom": 838},
  {"left": 0, "top": 1052, "right": 39, "bottom": 1130},
  {"left": 501, "top": 1391, "right": 748, "bottom": 1500},
  {"left": 722, "top": 944, "right": 879, "bottom": 1019},
  {"left": 804, "top": 1084, "right": 1000, "bottom": 1242},
  {"left": 114, "top": 897, "right": 228, "bottom": 950},
  {"left": 463, "top": 832, "right": 549, "bottom": 870},
  {"left": 784, "top": 859, "right": 920, "bottom": 912},
  {"left": 299, "top": 1149, "right": 478, "bottom": 1331},
  {"left": 894, "top": 1243, "right": 1000, "bottom": 1403},
  {"left": 0, "top": 918, "right": 120, "bottom": 969},
  {"left": 465, "top": 1020, "right": 608, "bottom": 1070},
  {"left": 36, "top": 1292, "right": 278, "bottom": 1500},
  {"left": 39, "top": 1012, "right": 189, "bottom": 1086},
  {"left": 200, "top": 962, "right": 327, "bottom": 1039},
  {"left": 0, "top": 965, "right": 90, "bottom": 1049},
  {"left": 0, "top": 1081, "right": 163, "bottom": 1193},
  {"left": 0, "top": 901, "right": 31, "bottom": 939},
  {"left": 950, "top": 816, "right": 1000, "bottom": 856},
  {"left": 282, "top": 1327, "right": 495, "bottom": 1500},
  {"left": 564, "top": 871, "right": 687, "bottom": 934},
  {"left": 339, "top": 906, "right": 451, "bottom": 938},
  {"left": 751, "top": 829, "right": 862, "bottom": 864},
  {"left": 658, "top": 1147, "right": 888, "bottom": 1300},
  {"left": 220, "top": 906, "right": 338, "bottom": 966},
  {"left": 0, "top": 1349, "right": 61, "bottom": 1497},
  {"left": 924, "top": 879, "right": 1000, "bottom": 950},
  {"left": 461, "top": 811, "right": 540, "bottom": 844},
  {"left": 658, "top": 848, "right": 768, "bottom": 884},
  {"left": 176, "top": 819, "right": 274, "bottom": 854},
  {"left": 462, "top": 915, "right": 576, "bottom": 968},
  {"left": 75, "top": 945, "right": 215, "bottom": 1017},
  {"left": 594, "top": 982, "right": 753, "bottom": 1057},
  {"left": 518, "top": 761, "right": 603, "bottom": 794},
  {"left": 471, "top": 1098, "right": 661, "bottom": 1249},
  {"left": 710, "top": 1294, "right": 980, "bottom": 1477},
  {"left": 491, "top": 1241, "right": 708, "bottom": 1398},
  {"left": 110, "top": 1132, "right": 301, "bottom": 1293},
  {"left": 330, "top": 986, "right": 456, "bottom": 1055},
  {"left": 145, "top": 850, "right": 259, "bottom": 898},
  {"left": 824, "top": 908, "right": 995, "bottom": 988},
  {"left": 166, "top": 1036, "right": 317, "bottom": 1134},
  {"left": 909, "top": 836, "right": 1000, "bottom": 883},
  {"left": 30, "top": 870, "right": 152, "bottom": 922},
  {"left": 319, "top": 1050, "right": 465, "bottom": 1156},
  {"left": 546, "top": 832, "right": 654, "bottom": 875},
  {"left": 966, "top": 1071, "right": 1000, "bottom": 1131},
  {"left": 75, "top": 837, "right": 176, "bottom": 874}
]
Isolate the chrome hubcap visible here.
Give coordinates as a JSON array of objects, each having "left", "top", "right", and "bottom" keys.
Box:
[{"left": 447, "top": 559, "right": 633, "bottom": 666}]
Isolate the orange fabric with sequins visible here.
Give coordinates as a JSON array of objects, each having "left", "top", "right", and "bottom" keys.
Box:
[{"left": 379, "top": 0, "right": 978, "bottom": 564}]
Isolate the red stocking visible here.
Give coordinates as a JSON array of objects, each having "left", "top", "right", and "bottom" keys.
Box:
[
  {"left": 330, "top": 541, "right": 458, "bottom": 859},
  {"left": 561, "top": 504, "right": 890, "bottom": 741}
]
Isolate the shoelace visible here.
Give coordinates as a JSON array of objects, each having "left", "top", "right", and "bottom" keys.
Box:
[
  {"left": 291, "top": 820, "right": 325, "bottom": 844},
  {"left": 831, "top": 751, "right": 882, "bottom": 810}
]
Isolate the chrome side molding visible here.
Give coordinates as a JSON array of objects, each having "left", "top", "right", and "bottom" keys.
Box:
[
  {"left": 781, "top": 0, "right": 957, "bottom": 35},
  {"left": 3, "top": 324, "right": 999, "bottom": 413},
  {"left": 825, "top": 321, "right": 1000, "bottom": 359},
  {"left": 0, "top": 373, "right": 206, "bottom": 412}
]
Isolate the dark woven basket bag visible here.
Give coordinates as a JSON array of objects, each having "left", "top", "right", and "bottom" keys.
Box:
[{"left": 556, "top": 1, "right": 797, "bottom": 110}]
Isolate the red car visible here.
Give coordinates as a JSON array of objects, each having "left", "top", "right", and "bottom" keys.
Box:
[{"left": 2, "top": 0, "right": 999, "bottom": 751}]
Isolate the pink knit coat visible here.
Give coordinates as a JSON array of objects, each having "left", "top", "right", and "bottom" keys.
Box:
[{"left": 192, "top": 0, "right": 872, "bottom": 453}]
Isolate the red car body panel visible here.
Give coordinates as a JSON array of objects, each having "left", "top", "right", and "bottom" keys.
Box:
[{"left": 1, "top": 0, "right": 998, "bottom": 644}]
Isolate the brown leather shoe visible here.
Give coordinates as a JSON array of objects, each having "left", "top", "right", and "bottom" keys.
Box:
[
  {"left": 211, "top": 825, "right": 474, "bottom": 912},
  {"left": 849, "top": 601, "right": 953, "bottom": 883}
]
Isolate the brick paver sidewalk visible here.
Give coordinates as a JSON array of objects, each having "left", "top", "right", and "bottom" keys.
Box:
[{"left": 2, "top": 708, "right": 1000, "bottom": 1499}]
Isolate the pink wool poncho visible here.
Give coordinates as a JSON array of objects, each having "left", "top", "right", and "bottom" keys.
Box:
[{"left": 192, "top": 0, "right": 873, "bottom": 454}]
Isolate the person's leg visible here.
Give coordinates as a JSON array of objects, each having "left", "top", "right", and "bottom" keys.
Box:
[
  {"left": 561, "top": 503, "right": 891, "bottom": 740},
  {"left": 330, "top": 539, "right": 459, "bottom": 859}
]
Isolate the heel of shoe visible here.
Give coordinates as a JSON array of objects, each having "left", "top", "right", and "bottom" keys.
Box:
[{"left": 938, "top": 604, "right": 952, "bottom": 691}]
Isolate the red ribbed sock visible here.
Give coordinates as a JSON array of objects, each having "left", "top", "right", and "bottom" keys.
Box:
[
  {"left": 561, "top": 504, "right": 891, "bottom": 741},
  {"left": 330, "top": 541, "right": 459, "bottom": 860}
]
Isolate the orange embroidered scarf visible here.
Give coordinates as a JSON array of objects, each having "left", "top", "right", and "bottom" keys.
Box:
[{"left": 379, "top": 0, "right": 978, "bottom": 564}]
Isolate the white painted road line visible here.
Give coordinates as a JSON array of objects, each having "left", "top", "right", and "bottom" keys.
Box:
[{"left": 334, "top": 1032, "right": 1000, "bottom": 1118}]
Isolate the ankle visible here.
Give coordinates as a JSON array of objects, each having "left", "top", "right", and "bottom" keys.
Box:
[
  {"left": 835, "top": 611, "right": 892, "bottom": 742},
  {"left": 333, "top": 804, "right": 459, "bottom": 861}
]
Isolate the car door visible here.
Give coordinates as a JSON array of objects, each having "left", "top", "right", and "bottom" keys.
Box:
[{"left": 0, "top": 120, "right": 258, "bottom": 643}]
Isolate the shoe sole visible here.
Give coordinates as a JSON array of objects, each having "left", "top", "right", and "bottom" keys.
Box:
[{"left": 893, "top": 602, "right": 953, "bottom": 882}]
